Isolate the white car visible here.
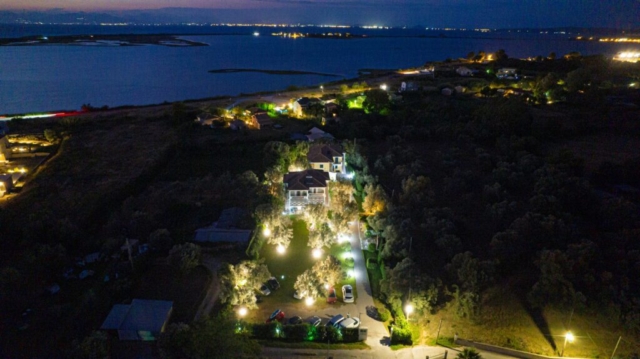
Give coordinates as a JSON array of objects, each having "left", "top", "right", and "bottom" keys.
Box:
[
  {"left": 338, "top": 317, "right": 360, "bottom": 329},
  {"left": 342, "top": 285, "right": 354, "bottom": 303}
]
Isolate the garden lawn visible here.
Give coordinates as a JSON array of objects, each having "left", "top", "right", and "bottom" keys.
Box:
[{"left": 259, "top": 219, "right": 314, "bottom": 306}]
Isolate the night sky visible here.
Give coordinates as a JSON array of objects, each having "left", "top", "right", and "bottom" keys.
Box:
[{"left": 0, "top": 0, "right": 638, "bottom": 28}]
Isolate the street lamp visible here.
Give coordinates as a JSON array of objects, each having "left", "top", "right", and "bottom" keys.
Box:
[
  {"left": 238, "top": 307, "right": 248, "bottom": 317},
  {"left": 320, "top": 85, "right": 324, "bottom": 93},
  {"left": 276, "top": 244, "right": 285, "bottom": 254},
  {"left": 404, "top": 303, "right": 414, "bottom": 319},
  {"left": 305, "top": 297, "right": 314, "bottom": 306},
  {"left": 380, "top": 84, "right": 388, "bottom": 91},
  {"left": 560, "top": 331, "right": 575, "bottom": 357},
  {"left": 263, "top": 227, "right": 271, "bottom": 237},
  {"left": 312, "top": 248, "right": 322, "bottom": 259}
]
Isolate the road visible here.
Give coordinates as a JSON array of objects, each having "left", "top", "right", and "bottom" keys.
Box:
[{"left": 193, "top": 256, "right": 222, "bottom": 321}]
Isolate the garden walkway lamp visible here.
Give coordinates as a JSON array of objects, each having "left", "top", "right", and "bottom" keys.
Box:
[{"left": 561, "top": 331, "right": 574, "bottom": 357}]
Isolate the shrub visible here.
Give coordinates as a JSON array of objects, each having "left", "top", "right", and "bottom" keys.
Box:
[
  {"left": 367, "top": 243, "right": 377, "bottom": 252},
  {"left": 344, "top": 258, "right": 355, "bottom": 268},
  {"left": 366, "top": 258, "right": 378, "bottom": 269},
  {"left": 378, "top": 306, "right": 391, "bottom": 322},
  {"left": 251, "top": 322, "right": 281, "bottom": 339},
  {"left": 282, "top": 324, "right": 310, "bottom": 341},
  {"left": 391, "top": 326, "right": 412, "bottom": 345},
  {"left": 342, "top": 328, "right": 360, "bottom": 343},
  {"left": 342, "top": 242, "right": 352, "bottom": 252}
]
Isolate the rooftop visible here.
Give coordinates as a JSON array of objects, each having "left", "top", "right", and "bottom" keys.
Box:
[
  {"left": 284, "top": 169, "right": 329, "bottom": 190},
  {"left": 308, "top": 143, "right": 343, "bottom": 163}
]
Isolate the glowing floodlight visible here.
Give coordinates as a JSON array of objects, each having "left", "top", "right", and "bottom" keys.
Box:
[
  {"left": 312, "top": 248, "right": 322, "bottom": 259},
  {"left": 276, "top": 244, "right": 285, "bottom": 254},
  {"left": 263, "top": 227, "right": 271, "bottom": 237},
  {"left": 238, "top": 307, "right": 248, "bottom": 317},
  {"left": 305, "top": 297, "right": 314, "bottom": 306}
]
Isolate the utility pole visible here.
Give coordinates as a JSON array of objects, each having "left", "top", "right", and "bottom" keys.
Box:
[
  {"left": 610, "top": 336, "right": 622, "bottom": 359},
  {"left": 435, "top": 318, "right": 443, "bottom": 346}
]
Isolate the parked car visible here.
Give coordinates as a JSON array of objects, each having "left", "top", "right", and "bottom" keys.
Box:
[
  {"left": 267, "top": 277, "right": 280, "bottom": 290},
  {"left": 327, "top": 287, "right": 337, "bottom": 303},
  {"left": 259, "top": 284, "right": 271, "bottom": 296},
  {"left": 338, "top": 317, "right": 360, "bottom": 329},
  {"left": 287, "top": 316, "right": 303, "bottom": 325},
  {"left": 306, "top": 316, "right": 322, "bottom": 327},
  {"left": 326, "top": 314, "right": 345, "bottom": 328},
  {"left": 342, "top": 285, "right": 354, "bottom": 303},
  {"left": 266, "top": 309, "right": 286, "bottom": 323}
]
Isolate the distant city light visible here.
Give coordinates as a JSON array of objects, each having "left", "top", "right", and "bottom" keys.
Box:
[{"left": 253, "top": 32, "right": 260, "bottom": 36}]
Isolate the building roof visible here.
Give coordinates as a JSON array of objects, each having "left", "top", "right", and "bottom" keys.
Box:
[
  {"left": 296, "top": 97, "right": 321, "bottom": 107},
  {"left": 284, "top": 169, "right": 329, "bottom": 190},
  {"left": 215, "top": 207, "right": 245, "bottom": 229},
  {"left": 308, "top": 143, "right": 343, "bottom": 163},
  {"left": 101, "top": 300, "right": 173, "bottom": 334},
  {"left": 254, "top": 113, "right": 273, "bottom": 126}
]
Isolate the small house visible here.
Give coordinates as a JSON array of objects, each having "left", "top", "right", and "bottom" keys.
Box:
[
  {"left": 283, "top": 169, "right": 330, "bottom": 213},
  {"left": 292, "top": 97, "right": 321, "bottom": 117},
  {"left": 308, "top": 143, "right": 346, "bottom": 180},
  {"left": 306, "top": 127, "right": 334, "bottom": 142},
  {"left": 251, "top": 113, "right": 273, "bottom": 130},
  {"left": 101, "top": 299, "right": 173, "bottom": 341},
  {"left": 194, "top": 208, "right": 252, "bottom": 244},
  {"left": 496, "top": 68, "right": 519, "bottom": 80}
]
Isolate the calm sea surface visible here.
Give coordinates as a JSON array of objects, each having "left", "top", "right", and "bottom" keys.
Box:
[{"left": 0, "top": 25, "right": 631, "bottom": 114}]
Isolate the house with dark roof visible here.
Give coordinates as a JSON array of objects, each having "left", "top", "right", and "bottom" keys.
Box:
[
  {"left": 292, "top": 97, "right": 321, "bottom": 117},
  {"left": 306, "top": 127, "right": 334, "bottom": 142},
  {"left": 308, "top": 143, "right": 346, "bottom": 180},
  {"left": 283, "top": 169, "right": 330, "bottom": 213},
  {"left": 101, "top": 299, "right": 173, "bottom": 341},
  {"left": 251, "top": 112, "right": 273, "bottom": 130},
  {"left": 194, "top": 208, "right": 252, "bottom": 244}
]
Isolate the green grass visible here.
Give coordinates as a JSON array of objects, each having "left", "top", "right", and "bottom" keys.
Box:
[
  {"left": 259, "top": 219, "right": 359, "bottom": 304},
  {"left": 259, "top": 340, "right": 370, "bottom": 350},
  {"left": 259, "top": 219, "right": 313, "bottom": 302}
]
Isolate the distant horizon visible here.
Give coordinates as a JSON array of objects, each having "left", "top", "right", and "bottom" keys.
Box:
[{"left": 0, "top": 1, "right": 638, "bottom": 29}]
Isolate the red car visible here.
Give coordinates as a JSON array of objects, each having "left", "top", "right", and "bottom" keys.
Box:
[
  {"left": 327, "top": 287, "right": 337, "bottom": 304},
  {"left": 266, "top": 309, "right": 286, "bottom": 323}
]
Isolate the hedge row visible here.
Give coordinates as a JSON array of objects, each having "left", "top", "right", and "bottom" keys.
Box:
[{"left": 250, "top": 323, "right": 360, "bottom": 343}]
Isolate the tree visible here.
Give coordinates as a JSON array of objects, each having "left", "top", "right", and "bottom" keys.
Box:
[
  {"left": 44, "top": 129, "right": 56, "bottom": 143},
  {"left": 269, "top": 218, "right": 293, "bottom": 249},
  {"left": 294, "top": 269, "right": 322, "bottom": 299},
  {"left": 70, "top": 331, "right": 109, "bottom": 359},
  {"left": 495, "top": 49, "right": 508, "bottom": 61},
  {"left": 308, "top": 222, "right": 335, "bottom": 249},
  {"left": 158, "top": 314, "right": 261, "bottom": 359},
  {"left": 466, "top": 51, "right": 475, "bottom": 61},
  {"left": 219, "top": 260, "right": 271, "bottom": 309},
  {"left": 149, "top": 228, "right": 173, "bottom": 252},
  {"left": 363, "top": 89, "right": 391, "bottom": 115},
  {"left": 548, "top": 52, "right": 557, "bottom": 60},
  {"left": 457, "top": 348, "right": 482, "bottom": 359},
  {"left": 312, "top": 255, "right": 342, "bottom": 288},
  {"left": 363, "top": 184, "right": 388, "bottom": 215},
  {"left": 306, "top": 102, "right": 325, "bottom": 118},
  {"left": 304, "top": 203, "right": 329, "bottom": 230},
  {"left": 169, "top": 243, "right": 202, "bottom": 275}
]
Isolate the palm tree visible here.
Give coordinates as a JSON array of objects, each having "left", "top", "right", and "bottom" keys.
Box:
[{"left": 456, "top": 348, "right": 482, "bottom": 359}]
